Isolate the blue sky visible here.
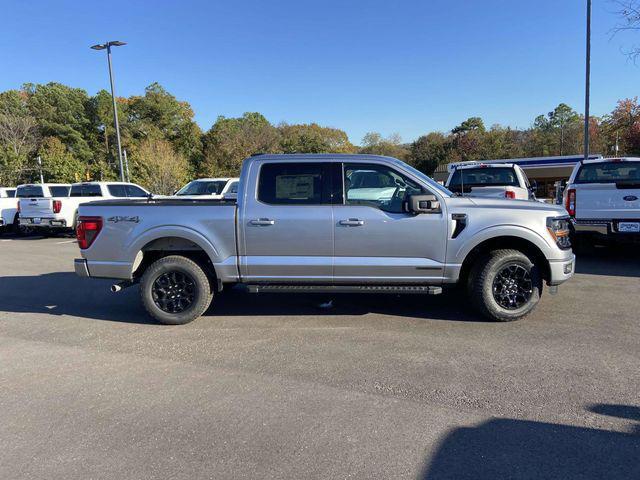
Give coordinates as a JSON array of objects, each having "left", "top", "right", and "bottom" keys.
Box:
[{"left": 0, "top": 0, "right": 638, "bottom": 144}]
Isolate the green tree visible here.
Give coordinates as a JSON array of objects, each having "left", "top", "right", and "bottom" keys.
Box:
[
  {"left": 38, "top": 136, "right": 85, "bottom": 182},
  {"left": 129, "top": 138, "right": 189, "bottom": 194},
  {"left": 359, "top": 132, "right": 410, "bottom": 160},
  {"left": 409, "top": 132, "right": 451, "bottom": 175},
  {"left": 278, "top": 123, "right": 355, "bottom": 153},
  {"left": 201, "top": 112, "right": 279, "bottom": 176}
]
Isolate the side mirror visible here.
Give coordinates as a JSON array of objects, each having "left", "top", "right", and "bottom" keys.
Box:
[{"left": 407, "top": 194, "right": 441, "bottom": 214}]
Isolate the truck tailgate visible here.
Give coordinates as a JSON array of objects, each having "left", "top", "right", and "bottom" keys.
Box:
[
  {"left": 575, "top": 183, "right": 640, "bottom": 219},
  {"left": 20, "top": 198, "right": 54, "bottom": 217}
]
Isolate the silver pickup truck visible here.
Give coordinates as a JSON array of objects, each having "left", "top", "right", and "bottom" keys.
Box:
[{"left": 74, "top": 154, "right": 575, "bottom": 324}]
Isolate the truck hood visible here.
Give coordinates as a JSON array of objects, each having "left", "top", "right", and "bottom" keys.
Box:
[{"left": 448, "top": 196, "right": 567, "bottom": 215}]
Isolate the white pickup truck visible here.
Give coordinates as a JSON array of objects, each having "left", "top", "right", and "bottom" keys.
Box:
[
  {"left": 0, "top": 187, "right": 18, "bottom": 233},
  {"left": 564, "top": 157, "right": 640, "bottom": 244},
  {"left": 174, "top": 178, "right": 239, "bottom": 199},
  {"left": 446, "top": 162, "right": 535, "bottom": 200},
  {"left": 19, "top": 181, "right": 149, "bottom": 232}
]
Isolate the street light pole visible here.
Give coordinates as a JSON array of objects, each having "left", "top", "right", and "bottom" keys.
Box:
[
  {"left": 583, "top": 0, "right": 591, "bottom": 162},
  {"left": 91, "top": 41, "right": 127, "bottom": 181}
]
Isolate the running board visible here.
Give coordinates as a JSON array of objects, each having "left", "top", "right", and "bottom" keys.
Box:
[{"left": 247, "top": 284, "right": 443, "bottom": 295}]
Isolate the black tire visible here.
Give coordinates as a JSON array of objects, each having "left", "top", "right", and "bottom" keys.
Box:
[
  {"left": 468, "top": 249, "right": 542, "bottom": 322},
  {"left": 140, "top": 255, "right": 213, "bottom": 325}
]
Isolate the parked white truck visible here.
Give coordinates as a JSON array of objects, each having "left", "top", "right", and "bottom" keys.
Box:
[
  {"left": 564, "top": 157, "right": 640, "bottom": 244},
  {"left": 174, "top": 178, "right": 239, "bottom": 199},
  {"left": 19, "top": 181, "right": 148, "bottom": 232},
  {"left": 0, "top": 187, "right": 18, "bottom": 233},
  {"left": 446, "top": 162, "right": 536, "bottom": 200},
  {"left": 74, "top": 154, "right": 575, "bottom": 325}
]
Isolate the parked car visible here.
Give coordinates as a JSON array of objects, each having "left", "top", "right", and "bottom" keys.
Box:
[
  {"left": 174, "top": 178, "right": 239, "bottom": 199},
  {"left": 446, "top": 162, "right": 536, "bottom": 200},
  {"left": 0, "top": 187, "right": 18, "bottom": 233},
  {"left": 74, "top": 154, "right": 574, "bottom": 325},
  {"left": 564, "top": 157, "right": 640, "bottom": 245},
  {"left": 19, "top": 181, "right": 148, "bottom": 233}
]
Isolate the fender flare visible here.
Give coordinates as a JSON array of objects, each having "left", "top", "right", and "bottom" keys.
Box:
[
  {"left": 126, "top": 225, "right": 222, "bottom": 274},
  {"left": 455, "top": 224, "right": 553, "bottom": 262}
]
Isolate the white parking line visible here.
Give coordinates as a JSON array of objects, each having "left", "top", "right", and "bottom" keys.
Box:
[{"left": 55, "top": 240, "right": 77, "bottom": 244}]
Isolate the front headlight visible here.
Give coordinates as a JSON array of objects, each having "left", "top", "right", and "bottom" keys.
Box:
[{"left": 547, "top": 216, "right": 571, "bottom": 250}]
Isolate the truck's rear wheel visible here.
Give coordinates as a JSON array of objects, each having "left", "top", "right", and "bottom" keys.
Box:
[
  {"left": 140, "top": 255, "right": 213, "bottom": 325},
  {"left": 469, "top": 249, "right": 541, "bottom": 322}
]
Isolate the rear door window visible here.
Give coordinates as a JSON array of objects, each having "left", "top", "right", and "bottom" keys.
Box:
[
  {"left": 107, "top": 185, "right": 128, "bottom": 197},
  {"left": 70, "top": 184, "right": 103, "bottom": 197},
  {"left": 16, "top": 186, "right": 44, "bottom": 198},
  {"left": 258, "top": 163, "right": 331, "bottom": 205},
  {"left": 49, "top": 186, "right": 70, "bottom": 197}
]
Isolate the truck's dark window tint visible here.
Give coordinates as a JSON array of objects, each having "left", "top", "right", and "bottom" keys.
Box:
[
  {"left": 108, "top": 185, "right": 128, "bottom": 197},
  {"left": 228, "top": 182, "right": 238, "bottom": 194},
  {"left": 49, "top": 186, "right": 69, "bottom": 197},
  {"left": 6, "top": 189, "right": 16, "bottom": 197},
  {"left": 70, "top": 184, "right": 102, "bottom": 197},
  {"left": 258, "top": 163, "right": 329, "bottom": 205},
  {"left": 575, "top": 163, "right": 640, "bottom": 184},
  {"left": 343, "top": 163, "right": 425, "bottom": 213},
  {"left": 126, "top": 185, "right": 147, "bottom": 197},
  {"left": 17, "top": 186, "right": 44, "bottom": 197},
  {"left": 448, "top": 167, "right": 519, "bottom": 192}
]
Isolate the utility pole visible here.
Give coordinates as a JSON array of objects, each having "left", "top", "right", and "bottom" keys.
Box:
[
  {"left": 583, "top": 0, "right": 591, "bottom": 161},
  {"left": 37, "top": 156, "right": 44, "bottom": 184},
  {"left": 91, "top": 40, "right": 127, "bottom": 181}
]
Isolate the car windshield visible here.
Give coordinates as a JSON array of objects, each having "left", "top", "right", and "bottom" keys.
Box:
[
  {"left": 575, "top": 162, "right": 640, "bottom": 184},
  {"left": 448, "top": 167, "right": 519, "bottom": 189},
  {"left": 16, "top": 186, "right": 44, "bottom": 197},
  {"left": 176, "top": 180, "right": 228, "bottom": 196},
  {"left": 397, "top": 162, "right": 453, "bottom": 196}
]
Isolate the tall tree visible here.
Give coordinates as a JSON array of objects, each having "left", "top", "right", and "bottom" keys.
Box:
[
  {"left": 278, "top": 123, "right": 355, "bottom": 153},
  {"left": 201, "top": 112, "right": 279, "bottom": 177},
  {"left": 38, "top": 136, "right": 86, "bottom": 183},
  {"left": 359, "top": 132, "right": 410, "bottom": 160},
  {"left": 409, "top": 132, "right": 451, "bottom": 175},
  {"left": 129, "top": 138, "right": 189, "bottom": 195}
]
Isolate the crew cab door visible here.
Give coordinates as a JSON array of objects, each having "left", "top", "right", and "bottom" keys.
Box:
[
  {"left": 239, "top": 161, "right": 334, "bottom": 282},
  {"left": 333, "top": 162, "right": 448, "bottom": 283}
]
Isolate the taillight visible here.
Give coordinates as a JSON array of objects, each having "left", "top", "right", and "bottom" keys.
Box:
[
  {"left": 76, "top": 216, "right": 103, "bottom": 249},
  {"left": 565, "top": 188, "right": 576, "bottom": 216},
  {"left": 53, "top": 200, "right": 62, "bottom": 214},
  {"left": 505, "top": 190, "right": 516, "bottom": 199}
]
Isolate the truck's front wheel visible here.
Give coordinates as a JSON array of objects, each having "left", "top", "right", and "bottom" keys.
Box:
[
  {"left": 469, "top": 249, "right": 542, "bottom": 322},
  {"left": 140, "top": 255, "right": 213, "bottom": 325}
]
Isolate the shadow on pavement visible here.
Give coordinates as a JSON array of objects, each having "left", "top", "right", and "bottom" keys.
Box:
[
  {"left": 0, "top": 272, "right": 485, "bottom": 324},
  {"left": 421, "top": 404, "right": 640, "bottom": 479},
  {"left": 575, "top": 244, "right": 640, "bottom": 278}
]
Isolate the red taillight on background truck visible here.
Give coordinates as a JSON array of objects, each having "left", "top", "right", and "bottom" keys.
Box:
[
  {"left": 505, "top": 190, "right": 516, "bottom": 199},
  {"left": 565, "top": 188, "right": 576, "bottom": 216},
  {"left": 76, "top": 216, "right": 103, "bottom": 249},
  {"left": 52, "top": 200, "right": 62, "bottom": 214}
]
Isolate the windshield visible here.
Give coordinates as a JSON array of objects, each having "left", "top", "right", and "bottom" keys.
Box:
[
  {"left": 397, "top": 162, "right": 453, "bottom": 196},
  {"left": 575, "top": 162, "right": 640, "bottom": 184},
  {"left": 448, "top": 167, "right": 519, "bottom": 190},
  {"left": 176, "top": 180, "right": 228, "bottom": 196}
]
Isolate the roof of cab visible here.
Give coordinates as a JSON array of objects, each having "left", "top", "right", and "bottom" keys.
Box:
[{"left": 246, "top": 153, "right": 398, "bottom": 162}]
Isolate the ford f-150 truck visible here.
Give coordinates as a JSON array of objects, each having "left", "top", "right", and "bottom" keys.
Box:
[
  {"left": 74, "top": 154, "right": 575, "bottom": 325},
  {"left": 20, "top": 181, "right": 148, "bottom": 232},
  {"left": 564, "top": 157, "right": 640, "bottom": 245}
]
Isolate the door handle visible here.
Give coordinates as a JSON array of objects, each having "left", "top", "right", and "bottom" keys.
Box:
[
  {"left": 250, "top": 218, "right": 275, "bottom": 226},
  {"left": 339, "top": 218, "right": 364, "bottom": 226}
]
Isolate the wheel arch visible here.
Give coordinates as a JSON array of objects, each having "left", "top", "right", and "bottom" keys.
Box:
[
  {"left": 458, "top": 235, "right": 551, "bottom": 287},
  {"left": 129, "top": 229, "right": 222, "bottom": 290}
]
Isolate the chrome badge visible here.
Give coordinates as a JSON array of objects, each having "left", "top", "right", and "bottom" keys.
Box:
[{"left": 107, "top": 215, "right": 140, "bottom": 223}]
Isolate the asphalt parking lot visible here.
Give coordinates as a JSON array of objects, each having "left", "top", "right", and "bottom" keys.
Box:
[{"left": 0, "top": 235, "right": 638, "bottom": 479}]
